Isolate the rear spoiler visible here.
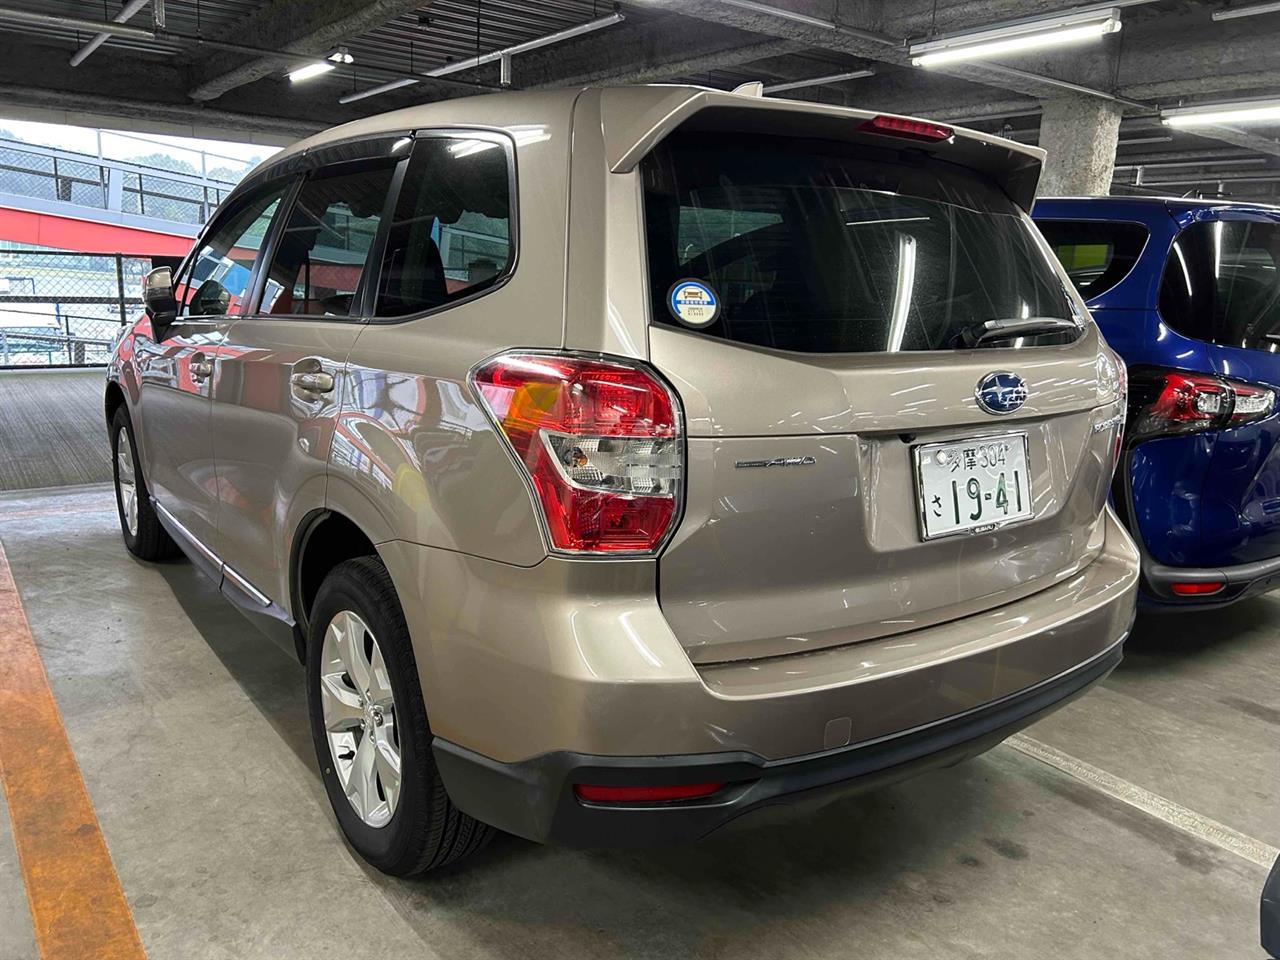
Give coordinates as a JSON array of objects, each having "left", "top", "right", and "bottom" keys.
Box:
[{"left": 598, "top": 85, "right": 1045, "bottom": 212}]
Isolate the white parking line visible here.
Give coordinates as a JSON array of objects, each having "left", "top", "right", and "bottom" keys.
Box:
[{"left": 1005, "top": 734, "right": 1280, "bottom": 870}]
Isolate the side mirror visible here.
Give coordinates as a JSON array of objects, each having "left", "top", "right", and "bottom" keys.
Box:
[{"left": 142, "top": 266, "right": 178, "bottom": 336}]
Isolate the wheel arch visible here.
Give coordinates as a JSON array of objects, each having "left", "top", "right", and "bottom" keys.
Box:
[
  {"left": 290, "top": 509, "right": 382, "bottom": 652},
  {"left": 104, "top": 380, "right": 127, "bottom": 429}
]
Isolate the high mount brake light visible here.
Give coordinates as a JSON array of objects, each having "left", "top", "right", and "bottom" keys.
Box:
[
  {"left": 857, "top": 114, "right": 954, "bottom": 143},
  {"left": 470, "top": 352, "right": 683, "bottom": 555},
  {"left": 1127, "top": 367, "right": 1277, "bottom": 444}
]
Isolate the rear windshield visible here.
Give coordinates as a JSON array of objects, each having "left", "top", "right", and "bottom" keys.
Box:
[
  {"left": 1159, "top": 219, "right": 1280, "bottom": 349},
  {"left": 1037, "top": 219, "right": 1149, "bottom": 300},
  {"left": 641, "top": 133, "right": 1080, "bottom": 354}
]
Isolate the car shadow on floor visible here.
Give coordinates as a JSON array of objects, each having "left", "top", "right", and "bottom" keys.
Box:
[
  {"left": 1118, "top": 593, "right": 1279, "bottom": 674},
  {"left": 154, "top": 559, "right": 315, "bottom": 769}
]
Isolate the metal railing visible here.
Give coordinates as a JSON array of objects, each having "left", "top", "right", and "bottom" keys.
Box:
[
  {"left": 0, "top": 250, "right": 151, "bottom": 367},
  {"left": 0, "top": 138, "right": 238, "bottom": 226}
]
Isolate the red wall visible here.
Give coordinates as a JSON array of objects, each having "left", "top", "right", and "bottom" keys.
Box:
[{"left": 0, "top": 207, "right": 194, "bottom": 257}]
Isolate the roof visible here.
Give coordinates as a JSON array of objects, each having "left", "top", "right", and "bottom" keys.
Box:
[
  {"left": 254, "top": 83, "right": 1047, "bottom": 208},
  {"left": 1035, "top": 194, "right": 1280, "bottom": 214}
]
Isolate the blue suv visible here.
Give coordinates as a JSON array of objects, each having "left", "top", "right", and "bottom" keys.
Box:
[{"left": 1034, "top": 196, "right": 1280, "bottom": 607}]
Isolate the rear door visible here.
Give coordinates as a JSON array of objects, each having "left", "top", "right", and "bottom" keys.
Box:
[
  {"left": 133, "top": 180, "right": 289, "bottom": 554},
  {"left": 211, "top": 142, "right": 406, "bottom": 607},
  {"left": 642, "top": 132, "right": 1123, "bottom": 663}
]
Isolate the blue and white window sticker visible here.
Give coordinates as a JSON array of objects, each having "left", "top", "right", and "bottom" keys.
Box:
[{"left": 667, "top": 279, "right": 720, "bottom": 328}]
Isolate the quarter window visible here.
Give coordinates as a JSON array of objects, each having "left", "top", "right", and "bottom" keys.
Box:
[
  {"left": 177, "top": 183, "right": 286, "bottom": 317},
  {"left": 1159, "top": 220, "right": 1280, "bottom": 349},
  {"left": 374, "top": 136, "right": 512, "bottom": 318},
  {"left": 1037, "top": 219, "right": 1149, "bottom": 300},
  {"left": 260, "top": 165, "right": 395, "bottom": 317}
]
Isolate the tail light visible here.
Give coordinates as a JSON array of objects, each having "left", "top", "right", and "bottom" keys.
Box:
[
  {"left": 470, "top": 351, "right": 683, "bottom": 555},
  {"left": 1127, "top": 367, "right": 1276, "bottom": 444},
  {"left": 857, "top": 114, "right": 954, "bottom": 143}
]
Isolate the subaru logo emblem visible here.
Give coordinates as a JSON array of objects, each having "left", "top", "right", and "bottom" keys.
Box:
[{"left": 975, "top": 372, "right": 1028, "bottom": 415}]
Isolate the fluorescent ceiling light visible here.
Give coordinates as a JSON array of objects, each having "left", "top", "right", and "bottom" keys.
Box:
[
  {"left": 1162, "top": 100, "right": 1280, "bottom": 127},
  {"left": 289, "top": 61, "right": 336, "bottom": 82},
  {"left": 910, "top": 9, "right": 1122, "bottom": 67},
  {"left": 1212, "top": 1, "right": 1280, "bottom": 20},
  {"left": 328, "top": 48, "right": 354, "bottom": 65}
]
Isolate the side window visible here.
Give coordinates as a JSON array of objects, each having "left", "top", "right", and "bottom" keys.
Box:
[
  {"left": 1160, "top": 220, "right": 1280, "bottom": 349},
  {"left": 260, "top": 165, "right": 395, "bottom": 317},
  {"left": 177, "top": 183, "right": 287, "bottom": 318},
  {"left": 374, "top": 136, "right": 512, "bottom": 318},
  {"left": 1037, "top": 219, "right": 1149, "bottom": 300}
]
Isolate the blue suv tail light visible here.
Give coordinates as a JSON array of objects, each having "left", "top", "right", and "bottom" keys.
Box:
[{"left": 1127, "top": 367, "right": 1276, "bottom": 444}]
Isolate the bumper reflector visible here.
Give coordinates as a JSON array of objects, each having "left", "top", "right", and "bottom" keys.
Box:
[
  {"left": 574, "top": 782, "right": 725, "bottom": 804},
  {"left": 1170, "top": 581, "right": 1225, "bottom": 596}
]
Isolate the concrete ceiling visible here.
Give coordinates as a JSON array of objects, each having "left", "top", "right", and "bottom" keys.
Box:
[{"left": 0, "top": 0, "right": 1277, "bottom": 198}]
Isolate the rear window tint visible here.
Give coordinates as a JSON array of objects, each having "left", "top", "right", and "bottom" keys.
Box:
[
  {"left": 374, "top": 136, "right": 512, "bottom": 318},
  {"left": 260, "top": 166, "right": 393, "bottom": 317},
  {"left": 1037, "top": 219, "right": 1149, "bottom": 300},
  {"left": 642, "top": 134, "right": 1078, "bottom": 354},
  {"left": 1159, "top": 219, "right": 1280, "bottom": 349}
]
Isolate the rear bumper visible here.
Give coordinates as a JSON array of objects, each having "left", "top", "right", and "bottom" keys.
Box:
[
  {"left": 1142, "top": 554, "right": 1280, "bottom": 608},
  {"left": 378, "top": 509, "right": 1138, "bottom": 845},
  {"left": 432, "top": 639, "right": 1124, "bottom": 847}
]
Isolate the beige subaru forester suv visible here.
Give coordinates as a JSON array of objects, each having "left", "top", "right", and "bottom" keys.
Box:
[{"left": 106, "top": 84, "right": 1139, "bottom": 875}]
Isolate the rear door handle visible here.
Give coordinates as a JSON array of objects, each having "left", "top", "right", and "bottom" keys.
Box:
[{"left": 290, "top": 360, "right": 335, "bottom": 396}]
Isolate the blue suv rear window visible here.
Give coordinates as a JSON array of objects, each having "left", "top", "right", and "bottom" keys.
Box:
[
  {"left": 1159, "top": 220, "right": 1280, "bottom": 350},
  {"left": 1037, "top": 219, "right": 1148, "bottom": 300}
]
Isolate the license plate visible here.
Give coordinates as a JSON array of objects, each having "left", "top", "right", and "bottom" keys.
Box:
[{"left": 913, "top": 434, "right": 1033, "bottom": 540}]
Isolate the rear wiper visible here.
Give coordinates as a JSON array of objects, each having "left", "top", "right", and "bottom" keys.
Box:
[{"left": 956, "top": 317, "right": 1081, "bottom": 348}]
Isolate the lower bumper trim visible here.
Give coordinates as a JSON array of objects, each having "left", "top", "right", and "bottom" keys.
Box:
[
  {"left": 1144, "top": 554, "right": 1280, "bottom": 607},
  {"left": 432, "top": 640, "right": 1124, "bottom": 848}
]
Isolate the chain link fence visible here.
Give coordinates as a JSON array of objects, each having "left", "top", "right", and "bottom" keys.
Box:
[{"left": 0, "top": 250, "right": 152, "bottom": 367}]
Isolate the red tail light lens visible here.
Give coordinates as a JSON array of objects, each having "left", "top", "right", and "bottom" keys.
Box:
[
  {"left": 1127, "top": 367, "right": 1276, "bottom": 444},
  {"left": 858, "top": 114, "right": 954, "bottom": 143},
  {"left": 574, "top": 782, "right": 724, "bottom": 804},
  {"left": 470, "top": 352, "right": 683, "bottom": 555}
]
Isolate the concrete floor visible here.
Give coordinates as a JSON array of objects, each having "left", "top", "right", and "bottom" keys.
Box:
[{"left": 0, "top": 483, "right": 1274, "bottom": 959}]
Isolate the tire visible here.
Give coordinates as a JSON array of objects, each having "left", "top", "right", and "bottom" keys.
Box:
[
  {"left": 306, "top": 556, "right": 492, "bottom": 875},
  {"left": 110, "top": 404, "right": 180, "bottom": 561}
]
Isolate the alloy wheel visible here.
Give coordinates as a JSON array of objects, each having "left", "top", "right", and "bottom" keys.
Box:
[
  {"left": 319, "top": 610, "right": 401, "bottom": 828},
  {"left": 115, "top": 430, "right": 139, "bottom": 537}
]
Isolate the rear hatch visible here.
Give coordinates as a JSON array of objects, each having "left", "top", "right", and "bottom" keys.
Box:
[{"left": 639, "top": 113, "right": 1124, "bottom": 664}]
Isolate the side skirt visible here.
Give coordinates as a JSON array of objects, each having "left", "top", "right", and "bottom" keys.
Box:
[{"left": 152, "top": 498, "right": 302, "bottom": 662}]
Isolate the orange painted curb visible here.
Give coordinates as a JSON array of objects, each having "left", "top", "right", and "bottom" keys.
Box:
[{"left": 0, "top": 540, "right": 145, "bottom": 960}]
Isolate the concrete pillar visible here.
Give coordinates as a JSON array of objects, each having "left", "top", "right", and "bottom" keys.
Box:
[{"left": 1036, "top": 94, "right": 1123, "bottom": 197}]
